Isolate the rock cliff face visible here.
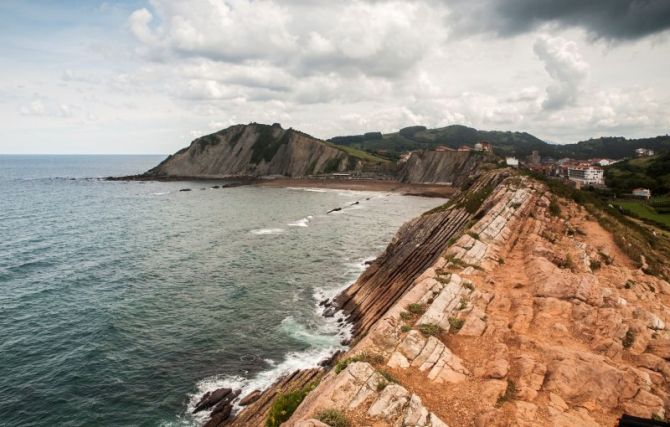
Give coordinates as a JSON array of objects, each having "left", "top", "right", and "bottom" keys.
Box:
[
  {"left": 145, "top": 123, "right": 388, "bottom": 179},
  {"left": 398, "top": 150, "right": 494, "bottom": 186}
]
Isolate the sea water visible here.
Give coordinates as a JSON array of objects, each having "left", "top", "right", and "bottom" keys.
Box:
[{"left": 0, "top": 155, "right": 445, "bottom": 426}]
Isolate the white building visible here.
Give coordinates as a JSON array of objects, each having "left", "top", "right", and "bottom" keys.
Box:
[
  {"left": 635, "top": 148, "right": 655, "bottom": 157},
  {"left": 632, "top": 188, "right": 651, "bottom": 199},
  {"left": 567, "top": 166, "right": 604, "bottom": 185},
  {"left": 505, "top": 157, "right": 519, "bottom": 167}
]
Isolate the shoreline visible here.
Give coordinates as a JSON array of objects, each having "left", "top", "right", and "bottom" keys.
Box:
[{"left": 107, "top": 175, "right": 459, "bottom": 198}]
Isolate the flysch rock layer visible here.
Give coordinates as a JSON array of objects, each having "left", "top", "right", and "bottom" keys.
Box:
[{"left": 285, "top": 174, "right": 670, "bottom": 427}]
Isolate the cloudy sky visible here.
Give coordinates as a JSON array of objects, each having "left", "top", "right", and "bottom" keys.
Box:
[{"left": 1, "top": 0, "right": 669, "bottom": 154}]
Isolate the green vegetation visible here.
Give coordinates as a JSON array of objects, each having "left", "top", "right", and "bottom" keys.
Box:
[
  {"left": 605, "top": 152, "right": 670, "bottom": 195},
  {"left": 323, "top": 141, "right": 390, "bottom": 163},
  {"left": 407, "top": 303, "right": 425, "bottom": 315},
  {"left": 447, "top": 317, "right": 464, "bottom": 332},
  {"left": 400, "top": 325, "right": 411, "bottom": 333},
  {"left": 463, "top": 281, "right": 475, "bottom": 291},
  {"left": 589, "top": 259, "right": 602, "bottom": 271},
  {"left": 315, "top": 409, "right": 350, "bottom": 427},
  {"left": 266, "top": 382, "right": 318, "bottom": 427},
  {"left": 328, "top": 123, "right": 670, "bottom": 159},
  {"left": 624, "top": 280, "right": 635, "bottom": 289},
  {"left": 418, "top": 323, "right": 442, "bottom": 336},
  {"left": 622, "top": 329, "right": 636, "bottom": 349},
  {"left": 467, "top": 231, "right": 480, "bottom": 239},
  {"left": 322, "top": 158, "right": 341, "bottom": 174},
  {"left": 495, "top": 380, "right": 517, "bottom": 407},
  {"left": 461, "top": 184, "right": 495, "bottom": 214},
  {"left": 250, "top": 125, "right": 290, "bottom": 164},
  {"left": 614, "top": 199, "right": 670, "bottom": 230},
  {"left": 334, "top": 353, "right": 384, "bottom": 374}
]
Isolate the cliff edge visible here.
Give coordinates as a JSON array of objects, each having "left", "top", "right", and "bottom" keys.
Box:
[{"left": 211, "top": 171, "right": 670, "bottom": 427}]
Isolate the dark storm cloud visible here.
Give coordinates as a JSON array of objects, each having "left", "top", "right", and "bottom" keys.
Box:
[{"left": 447, "top": 0, "right": 670, "bottom": 40}]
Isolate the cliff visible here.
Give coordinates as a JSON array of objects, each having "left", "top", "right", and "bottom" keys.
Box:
[
  {"left": 207, "top": 170, "right": 670, "bottom": 427},
  {"left": 398, "top": 150, "right": 496, "bottom": 186},
  {"left": 144, "top": 123, "right": 391, "bottom": 179}
]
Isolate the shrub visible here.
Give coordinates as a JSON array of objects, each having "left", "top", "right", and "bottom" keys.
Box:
[
  {"left": 495, "top": 380, "right": 516, "bottom": 407},
  {"left": 463, "top": 281, "right": 475, "bottom": 291},
  {"left": 558, "top": 254, "right": 575, "bottom": 270},
  {"left": 376, "top": 379, "right": 389, "bottom": 392},
  {"left": 624, "top": 279, "right": 635, "bottom": 289},
  {"left": 266, "top": 383, "right": 317, "bottom": 427},
  {"left": 467, "top": 231, "right": 480, "bottom": 239},
  {"left": 400, "top": 325, "right": 411, "bottom": 333},
  {"left": 315, "top": 409, "right": 350, "bottom": 427},
  {"left": 399, "top": 311, "right": 413, "bottom": 321},
  {"left": 379, "top": 369, "right": 397, "bottom": 384},
  {"left": 622, "top": 329, "right": 636, "bottom": 349},
  {"left": 407, "top": 303, "right": 425, "bottom": 315},
  {"left": 590, "top": 259, "right": 602, "bottom": 271},
  {"left": 447, "top": 317, "right": 464, "bottom": 332},
  {"left": 549, "top": 197, "right": 561, "bottom": 217},
  {"left": 457, "top": 296, "right": 468, "bottom": 311},
  {"left": 418, "top": 323, "right": 442, "bottom": 336},
  {"left": 498, "top": 257, "right": 505, "bottom": 265}
]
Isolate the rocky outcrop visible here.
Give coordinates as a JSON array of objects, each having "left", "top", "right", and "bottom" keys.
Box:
[
  {"left": 280, "top": 173, "right": 670, "bottom": 426},
  {"left": 398, "top": 150, "right": 494, "bottom": 186},
  {"left": 145, "top": 123, "right": 390, "bottom": 179}
]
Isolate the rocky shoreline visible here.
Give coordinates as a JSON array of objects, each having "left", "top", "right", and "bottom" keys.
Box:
[{"left": 195, "top": 170, "right": 670, "bottom": 426}]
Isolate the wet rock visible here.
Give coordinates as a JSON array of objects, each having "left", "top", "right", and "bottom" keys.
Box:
[
  {"left": 211, "top": 185, "right": 220, "bottom": 189},
  {"left": 179, "top": 188, "right": 192, "bottom": 192},
  {"left": 238, "top": 389, "right": 261, "bottom": 406},
  {"left": 323, "top": 307, "right": 336, "bottom": 318},
  {"left": 204, "top": 403, "right": 232, "bottom": 427},
  {"left": 193, "top": 387, "right": 232, "bottom": 413},
  {"left": 327, "top": 207, "right": 342, "bottom": 214}
]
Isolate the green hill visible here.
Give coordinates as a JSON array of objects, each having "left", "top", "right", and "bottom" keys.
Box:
[
  {"left": 329, "top": 125, "right": 670, "bottom": 160},
  {"left": 605, "top": 152, "right": 670, "bottom": 195}
]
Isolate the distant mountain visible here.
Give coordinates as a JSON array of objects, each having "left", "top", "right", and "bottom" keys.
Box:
[
  {"left": 605, "top": 152, "right": 670, "bottom": 195},
  {"left": 144, "top": 123, "right": 391, "bottom": 179},
  {"left": 329, "top": 125, "right": 670, "bottom": 160}
]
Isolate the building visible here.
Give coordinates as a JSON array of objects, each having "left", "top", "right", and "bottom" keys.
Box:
[
  {"left": 635, "top": 148, "right": 655, "bottom": 157},
  {"left": 632, "top": 188, "right": 651, "bottom": 199},
  {"left": 591, "top": 158, "right": 615, "bottom": 167},
  {"left": 474, "top": 142, "right": 493, "bottom": 152},
  {"left": 505, "top": 157, "right": 519, "bottom": 167},
  {"left": 527, "top": 150, "right": 541, "bottom": 165},
  {"left": 567, "top": 166, "right": 604, "bottom": 185}
]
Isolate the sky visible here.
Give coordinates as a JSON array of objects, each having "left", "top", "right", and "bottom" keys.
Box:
[{"left": 1, "top": 0, "right": 669, "bottom": 154}]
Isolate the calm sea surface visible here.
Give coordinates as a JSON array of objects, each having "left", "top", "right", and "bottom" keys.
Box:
[{"left": 0, "top": 155, "right": 444, "bottom": 426}]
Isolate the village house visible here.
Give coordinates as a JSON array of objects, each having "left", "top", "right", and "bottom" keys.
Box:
[
  {"left": 635, "top": 148, "right": 655, "bottom": 157},
  {"left": 632, "top": 188, "right": 652, "bottom": 199}
]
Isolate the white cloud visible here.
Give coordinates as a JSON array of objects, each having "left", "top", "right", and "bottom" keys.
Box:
[{"left": 533, "top": 35, "right": 590, "bottom": 110}]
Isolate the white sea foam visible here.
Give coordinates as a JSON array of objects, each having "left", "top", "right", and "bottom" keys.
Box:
[
  {"left": 288, "top": 215, "right": 313, "bottom": 227},
  {"left": 249, "top": 228, "right": 285, "bottom": 235},
  {"left": 184, "top": 315, "right": 349, "bottom": 425},
  {"left": 286, "top": 187, "right": 327, "bottom": 193},
  {"left": 151, "top": 191, "right": 169, "bottom": 196}
]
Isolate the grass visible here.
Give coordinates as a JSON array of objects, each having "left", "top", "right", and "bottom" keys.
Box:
[
  {"left": 418, "top": 323, "right": 442, "bottom": 336},
  {"left": 324, "top": 141, "right": 390, "bottom": 163},
  {"left": 457, "top": 296, "right": 468, "bottom": 310},
  {"left": 615, "top": 199, "right": 670, "bottom": 229},
  {"left": 400, "top": 325, "right": 411, "bottom": 333},
  {"left": 447, "top": 317, "right": 465, "bottom": 332},
  {"left": 495, "top": 380, "right": 516, "bottom": 407},
  {"left": 266, "top": 382, "right": 318, "bottom": 427},
  {"left": 407, "top": 303, "right": 425, "bottom": 315},
  {"left": 315, "top": 409, "right": 350, "bottom": 427}
]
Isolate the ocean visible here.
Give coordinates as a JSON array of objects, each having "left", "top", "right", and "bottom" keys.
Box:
[{"left": 0, "top": 155, "right": 444, "bottom": 426}]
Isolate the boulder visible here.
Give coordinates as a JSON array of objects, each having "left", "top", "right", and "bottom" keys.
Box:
[
  {"left": 193, "top": 387, "right": 233, "bottom": 413},
  {"left": 367, "top": 384, "right": 410, "bottom": 421},
  {"left": 513, "top": 355, "right": 546, "bottom": 401}
]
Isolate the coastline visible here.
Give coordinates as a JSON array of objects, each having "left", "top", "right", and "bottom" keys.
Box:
[
  {"left": 215, "top": 170, "right": 670, "bottom": 427},
  {"left": 106, "top": 175, "right": 459, "bottom": 198}
]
